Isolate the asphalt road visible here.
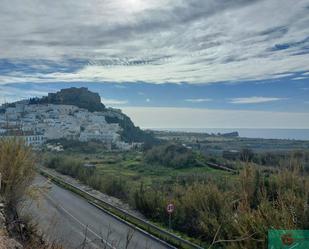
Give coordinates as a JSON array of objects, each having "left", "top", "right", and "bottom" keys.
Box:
[{"left": 22, "top": 175, "right": 172, "bottom": 249}]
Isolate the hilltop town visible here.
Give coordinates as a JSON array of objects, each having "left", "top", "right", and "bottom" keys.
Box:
[{"left": 0, "top": 88, "right": 151, "bottom": 150}]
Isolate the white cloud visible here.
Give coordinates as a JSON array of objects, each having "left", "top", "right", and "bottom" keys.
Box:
[
  {"left": 146, "top": 98, "right": 151, "bottom": 102},
  {"left": 100, "top": 98, "right": 128, "bottom": 105},
  {"left": 185, "top": 98, "right": 212, "bottom": 103},
  {"left": 0, "top": 85, "right": 49, "bottom": 103},
  {"left": 269, "top": 73, "right": 295, "bottom": 79},
  {"left": 230, "top": 96, "right": 285, "bottom": 104},
  {"left": 121, "top": 107, "right": 309, "bottom": 129},
  {"left": 0, "top": 0, "right": 309, "bottom": 84},
  {"left": 292, "top": 76, "right": 308, "bottom": 80}
]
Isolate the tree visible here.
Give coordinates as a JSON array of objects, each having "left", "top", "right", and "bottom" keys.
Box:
[{"left": 240, "top": 148, "right": 254, "bottom": 162}]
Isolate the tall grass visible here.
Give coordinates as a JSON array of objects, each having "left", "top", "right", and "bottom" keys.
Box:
[
  {"left": 44, "top": 153, "right": 309, "bottom": 248},
  {"left": 0, "top": 139, "right": 69, "bottom": 249},
  {"left": 45, "top": 155, "right": 128, "bottom": 199},
  {"left": 0, "top": 138, "right": 36, "bottom": 208},
  {"left": 134, "top": 165, "right": 309, "bottom": 248}
]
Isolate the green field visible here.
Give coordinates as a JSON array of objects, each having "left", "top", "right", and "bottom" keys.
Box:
[{"left": 45, "top": 150, "right": 232, "bottom": 189}]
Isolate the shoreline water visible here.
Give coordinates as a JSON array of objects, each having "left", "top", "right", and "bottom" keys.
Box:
[{"left": 149, "top": 128, "right": 309, "bottom": 141}]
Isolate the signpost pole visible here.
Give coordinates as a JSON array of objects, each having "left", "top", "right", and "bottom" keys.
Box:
[
  {"left": 169, "top": 213, "right": 171, "bottom": 230},
  {"left": 166, "top": 203, "right": 174, "bottom": 231}
]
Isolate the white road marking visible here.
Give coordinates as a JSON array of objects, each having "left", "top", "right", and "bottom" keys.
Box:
[{"left": 45, "top": 192, "right": 117, "bottom": 249}]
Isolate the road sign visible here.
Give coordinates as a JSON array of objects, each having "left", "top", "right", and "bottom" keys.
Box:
[
  {"left": 268, "top": 230, "right": 309, "bottom": 249},
  {"left": 166, "top": 203, "right": 174, "bottom": 230},
  {"left": 166, "top": 203, "right": 174, "bottom": 214}
]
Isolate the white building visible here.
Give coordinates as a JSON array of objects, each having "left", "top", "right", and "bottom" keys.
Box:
[
  {"left": 24, "top": 134, "right": 46, "bottom": 147},
  {"left": 0, "top": 103, "right": 136, "bottom": 150},
  {"left": 0, "top": 134, "right": 46, "bottom": 149}
]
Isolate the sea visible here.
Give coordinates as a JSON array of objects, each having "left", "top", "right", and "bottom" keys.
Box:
[{"left": 151, "top": 128, "right": 309, "bottom": 141}]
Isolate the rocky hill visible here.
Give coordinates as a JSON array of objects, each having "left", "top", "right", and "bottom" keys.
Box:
[
  {"left": 28, "top": 87, "right": 157, "bottom": 145},
  {"left": 29, "top": 87, "right": 105, "bottom": 112}
]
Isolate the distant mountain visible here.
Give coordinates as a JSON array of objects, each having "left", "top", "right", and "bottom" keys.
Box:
[
  {"left": 220, "top": 131, "right": 239, "bottom": 137},
  {"left": 29, "top": 87, "right": 105, "bottom": 112}
]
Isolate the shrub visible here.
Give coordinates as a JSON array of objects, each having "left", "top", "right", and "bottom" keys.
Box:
[
  {"left": 101, "top": 176, "right": 128, "bottom": 200},
  {"left": 133, "top": 165, "right": 309, "bottom": 248},
  {"left": 0, "top": 138, "right": 36, "bottom": 208},
  {"left": 145, "top": 143, "right": 205, "bottom": 168}
]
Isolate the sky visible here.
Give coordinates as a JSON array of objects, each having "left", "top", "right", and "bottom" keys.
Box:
[{"left": 0, "top": 0, "right": 309, "bottom": 128}]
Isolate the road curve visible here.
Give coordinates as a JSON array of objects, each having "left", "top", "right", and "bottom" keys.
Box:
[{"left": 22, "top": 175, "right": 173, "bottom": 249}]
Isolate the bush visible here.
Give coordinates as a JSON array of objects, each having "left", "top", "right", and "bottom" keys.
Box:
[
  {"left": 101, "top": 176, "right": 128, "bottom": 200},
  {"left": 0, "top": 138, "right": 36, "bottom": 208},
  {"left": 145, "top": 143, "right": 205, "bottom": 168},
  {"left": 132, "top": 165, "right": 309, "bottom": 248},
  {"left": 45, "top": 155, "right": 128, "bottom": 200}
]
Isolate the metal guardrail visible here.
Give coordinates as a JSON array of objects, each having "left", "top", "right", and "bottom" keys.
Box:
[
  {"left": 39, "top": 169, "right": 204, "bottom": 249},
  {"left": 205, "top": 162, "right": 236, "bottom": 173}
]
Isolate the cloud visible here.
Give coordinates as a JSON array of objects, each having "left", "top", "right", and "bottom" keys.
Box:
[
  {"left": 121, "top": 107, "right": 309, "bottom": 129},
  {"left": 269, "top": 73, "right": 295, "bottom": 79},
  {"left": 146, "top": 98, "right": 151, "bottom": 102},
  {"left": 100, "top": 98, "right": 128, "bottom": 105},
  {"left": 230, "top": 96, "right": 285, "bottom": 104},
  {"left": 0, "top": 85, "right": 49, "bottom": 104},
  {"left": 292, "top": 76, "right": 308, "bottom": 80},
  {"left": 185, "top": 98, "right": 212, "bottom": 103},
  {"left": 0, "top": 0, "right": 309, "bottom": 84}
]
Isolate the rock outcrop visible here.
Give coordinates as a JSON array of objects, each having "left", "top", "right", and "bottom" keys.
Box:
[
  {"left": 30, "top": 87, "right": 106, "bottom": 112},
  {"left": 0, "top": 200, "right": 23, "bottom": 249}
]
